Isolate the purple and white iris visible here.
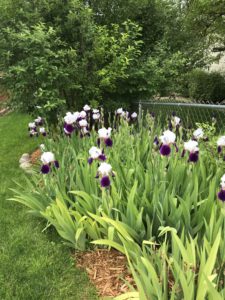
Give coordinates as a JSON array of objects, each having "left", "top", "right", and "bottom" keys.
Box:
[
  {"left": 64, "top": 112, "right": 79, "bottom": 135},
  {"left": 34, "top": 116, "right": 44, "bottom": 126},
  {"left": 159, "top": 130, "right": 176, "bottom": 156},
  {"left": 183, "top": 140, "right": 199, "bottom": 163},
  {"left": 29, "top": 129, "right": 38, "bottom": 137},
  {"left": 193, "top": 128, "right": 204, "bottom": 140},
  {"left": 131, "top": 112, "right": 138, "bottom": 119},
  {"left": 40, "top": 151, "right": 59, "bottom": 174},
  {"left": 171, "top": 116, "right": 181, "bottom": 128},
  {"left": 98, "top": 127, "right": 113, "bottom": 147},
  {"left": 96, "top": 162, "right": 114, "bottom": 188},
  {"left": 79, "top": 119, "right": 88, "bottom": 128},
  {"left": 92, "top": 113, "right": 100, "bottom": 121},
  {"left": 39, "top": 127, "right": 47, "bottom": 136},
  {"left": 83, "top": 104, "right": 91, "bottom": 112},
  {"left": 28, "top": 122, "right": 36, "bottom": 130},
  {"left": 79, "top": 110, "right": 87, "bottom": 119},
  {"left": 116, "top": 108, "right": 124, "bottom": 116},
  {"left": 217, "top": 136, "right": 225, "bottom": 153},
  {"left": 218, "top": 174, "right": 225, "bottom": 202},
  {"left": 88, "top": 146, "right": 106, "bottom": 164}
]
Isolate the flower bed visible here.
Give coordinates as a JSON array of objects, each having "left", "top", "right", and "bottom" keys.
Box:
[{"left": 12, "top": 106, "right": 225, "bottom": 299}]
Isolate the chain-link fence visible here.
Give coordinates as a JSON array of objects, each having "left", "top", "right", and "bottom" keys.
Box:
[{"left": 138, "top": 99, "right": 225, "bottom": 132}]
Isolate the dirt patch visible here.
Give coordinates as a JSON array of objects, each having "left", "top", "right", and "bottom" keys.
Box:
[{"left": 75, "top": 249, "right": 135, "bottom": 298}]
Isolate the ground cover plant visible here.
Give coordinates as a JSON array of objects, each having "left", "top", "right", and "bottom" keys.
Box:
[
  {"left": 0, "top": 112, "right": 97, "bottom": 300},
  {"left": 12, "top": 107, "right": 225, "bottom": 299}
]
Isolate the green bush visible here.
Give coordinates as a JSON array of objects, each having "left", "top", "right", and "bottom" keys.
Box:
[
  {"left": 188, "top": 69, "right": 225, "bottom": 103},
  {"left": 0, "top": 0, "right": 187, "bottom": 113}
]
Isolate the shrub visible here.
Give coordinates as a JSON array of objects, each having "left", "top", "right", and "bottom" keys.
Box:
[{"left": 188, "top": 69, "right": 225, "bottom": 103}]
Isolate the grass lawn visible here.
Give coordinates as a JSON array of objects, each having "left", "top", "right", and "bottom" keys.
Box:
[{"left": 0, "top": 113, "right": 98, "bottom": 300}]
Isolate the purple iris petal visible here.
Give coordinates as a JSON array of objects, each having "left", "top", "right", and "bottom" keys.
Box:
[
  {"left": 42, "top": 132, "right": 47, "bottom": 137},
  {"left": 218, "top": 189, "right": 225, "bottom": 201},
  {"left": 218, "top": 146, "right": 222, "bottom": 153},
  {"left": 160, "top": 144, "right": 171, "bottom": 156},
  {"left": 168, "top": 122, "right": 172, "bottom": 131},
  {"left": 172, "top": 111, "right": 176, "bottom": 117},
  {"left": 181, "top": 149, "right": 186, "bottom": 158},
  {"left": 95, "top": 173, "right": 99, "bottom": 179},
  {"left": 97, "top": 138, "right": 100, "bottom": 147},
  {"left": 77, "top": 117, "right": 82, "bottom": 122},
  {"left": 189, "top": 152, "right": 199, "bottom": 163},
  {"left": 105, "top": 138, "right": 113, "bottom": 147},
  {"left": 88, "top": 157, "right": 93, "bottom": 164},
  {"left": 54, "top": 160, "right": 59, "bottom": 168},
  {"left": 174, "top": 143, "right": 179, "bottom": 152},
  {"left": 100, "top": 176, "right": 111, "bottom": 187},
  {"left": 64, "top": 123, "right": 74, "bottom": 134},
  {"left": 41, "top": 164, "right": 50, "bottom": 174},
  {"left": 153, "top": 136, "right": 159, "bottom": 145},
  {"left": 99, "top": 154, "right": 106, "bottom": 161}
]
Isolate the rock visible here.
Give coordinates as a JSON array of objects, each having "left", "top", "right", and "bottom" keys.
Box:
[
  {"left": 20, "top": 161, "right": 32, "bottom": 169},
  {"left": 19, "top": 153, "right": 30, "bottom": 164}
]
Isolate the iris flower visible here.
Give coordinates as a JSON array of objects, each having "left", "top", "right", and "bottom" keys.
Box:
[
  {"left": 92, "top": 113, "right": 100, "bottom": 121},
  {"left": 218, "top": 174, "right": 225, "bottom": 202},
  {"left": 39, "top": 127, "right": 47, "bottom": 136},
  {"left": 193, "top": 128, "right": 204, "bottom": 140},
  {"left": 96, "top": 162, "right": 115, "bottom": 187},
  {"left": 64, "top": 112, "right": 78, "bottom": 134},
  {"left": 183, "top": 140, "right": 199, "bottom": 163},
  {"left": 88, "top": 146, "right": 106, "bottom": 164},
  {"left": 131, "top": 112, "right": 137, "bottom": 119},
  {"left": 34, "top": 116, "right": 44, "bottom": 126},
  {"left": 40, "top": 152, "right": 59, "bottom": 174},
  {"left": 98, "top": 127, "right": 113, "bottom": 147},
  {"left": 83, "top": 104, "right": 91, "bottom": 112},
  {"left": 159, "top": 130, "right": 176, "bottom": 156},
  {"left": 171, "top": 116, "right": 181, "bottom": 128},
  {"left": 217, "top": 136, "right": 225, "bottom": 153}
]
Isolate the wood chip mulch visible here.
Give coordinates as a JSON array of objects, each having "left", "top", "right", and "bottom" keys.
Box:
[
  {"left": 30, "top": 148, "right": 41, "bottom": 164},
  {"left": 75, "top": 249, "right": 135, "bottom": 298}
]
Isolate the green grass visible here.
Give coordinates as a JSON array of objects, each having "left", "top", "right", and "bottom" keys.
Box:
[{"left": 0, "top": 113, "right": 98, "bottom": 300}]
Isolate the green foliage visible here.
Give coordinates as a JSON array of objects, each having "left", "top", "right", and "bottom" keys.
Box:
[
  {"left": 188, "top": 69, "right": 225, "bottom": 103},
  {"left": 11, "top": 114, "right": 225, "bottom": 297},
  {"left": 0, "top": 113, "right": 97, "bottom": 299},
  {"left": 0, "top": 0, "right": 208, "bottom": 112}
]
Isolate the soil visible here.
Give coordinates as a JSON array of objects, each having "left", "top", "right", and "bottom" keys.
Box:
[{"left": 75, "top": 249, "right": 135, "bottom": 298}]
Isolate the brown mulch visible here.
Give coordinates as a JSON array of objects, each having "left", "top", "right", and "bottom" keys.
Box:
[
  {"left": 30, "top": 148, "right": 41, "bottom": 164},
  {"left": 75, "top": 249, "right": 135, "bottom": 298}
]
